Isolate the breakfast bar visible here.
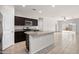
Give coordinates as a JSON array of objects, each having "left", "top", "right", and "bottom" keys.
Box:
[{"left": 25, "top": 31, "right": 54, "bottom": 54}]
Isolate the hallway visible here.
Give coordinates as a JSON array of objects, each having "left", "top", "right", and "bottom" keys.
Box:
[{"left": 48, "top": 32, "right": 79, "bottom": 54}]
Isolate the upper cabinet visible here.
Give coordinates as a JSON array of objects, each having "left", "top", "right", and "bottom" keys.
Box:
[
  {"left": 15, "top": 16, "right": 25, "bottom": 25},
  {"left": 15, "top": 16, "right": 38, "bottom": 26},
  {"left": 31, "top": 19, "right": 38, "bottom": 26}
]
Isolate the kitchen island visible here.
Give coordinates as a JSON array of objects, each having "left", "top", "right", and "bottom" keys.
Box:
[{"left": 24, "top": 31, "right": 54, "bottom": 54}]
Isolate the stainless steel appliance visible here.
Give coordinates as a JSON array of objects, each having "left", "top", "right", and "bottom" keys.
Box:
[
  {"left": 0, "top": 13, "right": 3, "bottom": 54},
  {"left": 25, "top": 21, "right": 32, "bottom": 26}
]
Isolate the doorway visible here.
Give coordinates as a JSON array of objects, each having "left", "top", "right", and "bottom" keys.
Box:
[{"left": 0, "top": 12, "right": 3, "bottom": 53}]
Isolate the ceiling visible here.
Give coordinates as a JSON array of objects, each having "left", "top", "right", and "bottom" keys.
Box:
[{"left": 15, "top": 5, "right": 79, "bottom": 18}]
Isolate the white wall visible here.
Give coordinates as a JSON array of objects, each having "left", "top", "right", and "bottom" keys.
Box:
[
  {"left": 0, "top": 12, "right": 3, "bottom": 33},
  {"left": 38, "top": 18, "right": 43, "bottom": 31},
  {"left": 42, "top": 17, "right": 64, "bottom": 32},
  {"left": 42, "top": 17, "right": 55, "bottom": 32},
  {"left": 66, "top": 18, "right": 79, "bottom": 33},
  {"left": 0, "top": 6, "right": 14, "bottom": 50},
  {"left": 57, "top": 19, "right": 77, "bottom": 32}
]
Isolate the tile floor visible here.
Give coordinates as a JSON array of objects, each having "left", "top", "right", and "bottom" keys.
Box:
[
  {"left": 3, "top": 41, "right": 27, "bottom": 54},
  {"left": 3, "top": 32, "right": 79, "bottom": 54},
  {"left": 48, "top": 32, "right": 79, "bottom": 54}
]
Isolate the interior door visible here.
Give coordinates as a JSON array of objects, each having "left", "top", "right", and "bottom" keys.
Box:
[
  {"left": 0, "top": 22, "right": 2, "bottom": 53},
  {"left": 0, "top": 12, "right": 3, "bottom": 53}
]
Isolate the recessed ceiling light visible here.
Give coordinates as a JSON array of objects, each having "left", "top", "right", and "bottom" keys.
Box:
[
  {"left": 38, "top": 10, "right": 42, "bottom": 13},
  {"left": 51, "top": 5, "right": 55, "bottom": 8},
  {"left": 32, "top": 9, "right": 42, "bottom": 13},
  {"left": 22, "top": 5, "right": 26, "bottom": 7},
  {"left": 32, "top": 9, "right": 37, "bottom": 11}
]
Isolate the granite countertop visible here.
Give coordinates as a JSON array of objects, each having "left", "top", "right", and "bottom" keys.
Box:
[
  {"left": 15, "top": 29, "right": 40, "bottom": 32},
  {"left": 24, "top": 31, "right": 54, "bottom": 35}
]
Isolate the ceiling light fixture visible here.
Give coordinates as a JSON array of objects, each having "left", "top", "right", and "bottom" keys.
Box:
[
  {"left": 51, "top": 5, "right": 55, "bottom": 8},
  {"left": 32, "top": 8, "right": 42, "bottom": 14},
  {"left": 38, "top": 10, "right": 42, "bottom": 13},
  {"left": 32, "top": 9, "right": 37, "bottom": 11},
  {"left": 22, "top": 5, "right": 26, "bottom": 7}
]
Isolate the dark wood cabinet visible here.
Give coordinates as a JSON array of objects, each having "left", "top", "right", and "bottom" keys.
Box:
[
  {"left": 15, "top": 16, "right": 38, "bottom": 26},
  {"left": 15, "top": 16, "right": 25, "bottom": 25},
  {"left": 32, "top": 19, "right": 38, "bottom": 26},
  {"left": 15, "top": 31, "right": 26, "bottom": 43}
]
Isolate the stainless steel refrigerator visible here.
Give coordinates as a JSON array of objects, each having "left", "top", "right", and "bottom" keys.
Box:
[{"left": 0, "top": 13, "right": 2, "bottom": 54}]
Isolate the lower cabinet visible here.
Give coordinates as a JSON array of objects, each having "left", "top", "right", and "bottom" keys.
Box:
[
  {"left": 15, "top": 31, "right": 26, "bottom": 43},
  {"left": 15, "top": 31, "right": 29, "bottom": 51}
]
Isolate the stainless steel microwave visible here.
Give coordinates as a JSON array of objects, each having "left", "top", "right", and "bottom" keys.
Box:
[{"left": 25, "top": 21, "right": 32, "bottom": 26}]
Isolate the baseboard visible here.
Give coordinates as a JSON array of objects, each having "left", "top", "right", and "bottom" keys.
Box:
[{"left": 34, "top": 44, "right": 54, "bottom": 54}]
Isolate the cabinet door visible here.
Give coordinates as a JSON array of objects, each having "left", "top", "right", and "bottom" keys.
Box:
[
  {"left": 15, "top": 31, "right": 26, "bottom": 43},
  {"left": 15, "top": 16, "right": 25, "bottom": 25},
  {"left": 32, "top": 19, "right": 38, "bottom": 26}
]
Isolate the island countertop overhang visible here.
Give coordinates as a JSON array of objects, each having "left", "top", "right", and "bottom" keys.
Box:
[{"left": 24, "top": 31, "right": 54, "bottom": 35}]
